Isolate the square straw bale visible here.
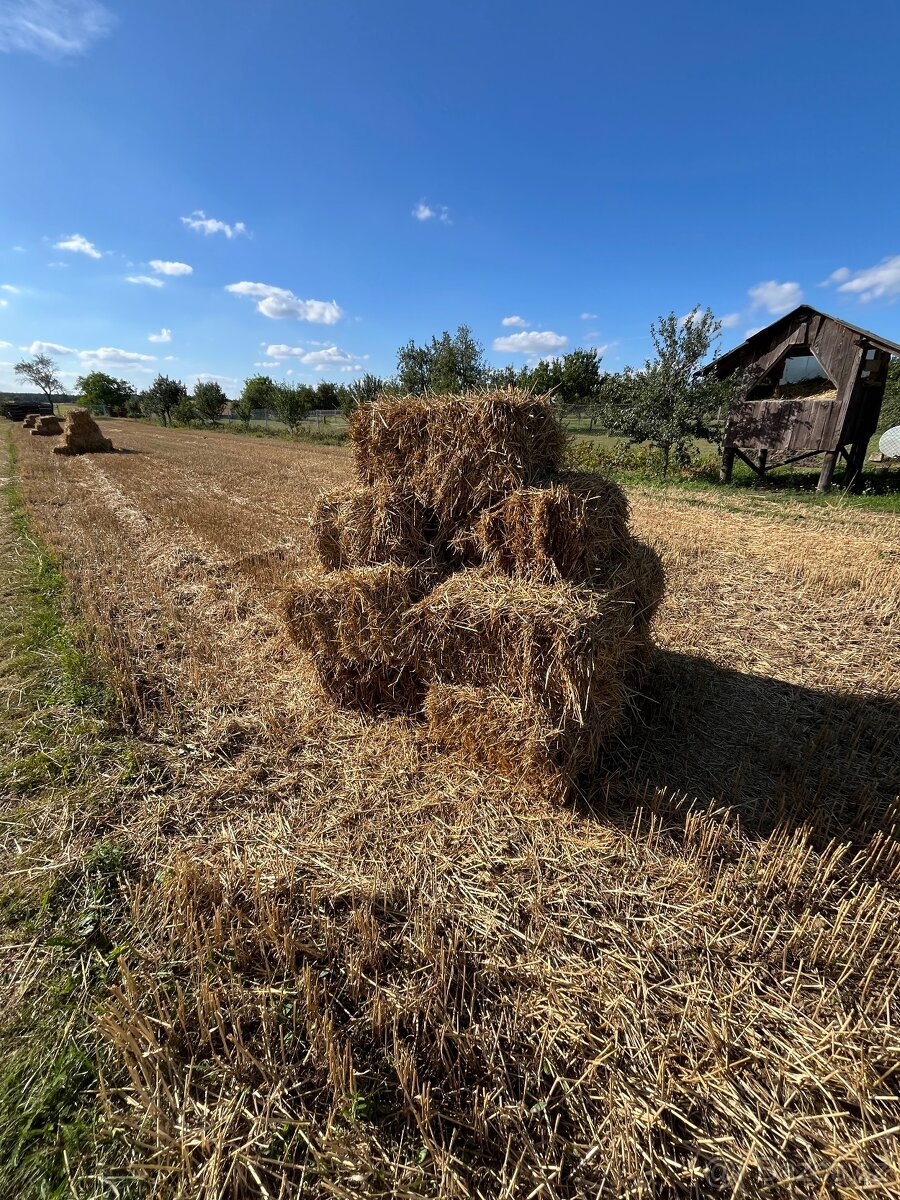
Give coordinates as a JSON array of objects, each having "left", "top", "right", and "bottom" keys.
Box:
[
  {"left": 311, "top": 482, "right": 431, "bottom": 571},
  {"left": 310, "top": 648, "right": 424, "bottom": 714},
  {"left": 405, "top": 570, "right": 636, "bottom": 725},
  {"left": 53, "top": 408, "right": 113, "bottom": 454},
  {"left": 463, "top": 472, "right": 630, "bottom": 583},
  {"left": 283, "top": 563, "right": 429, "bottom": 669},
  {"left": 349, "top": 389, "right": 567, "bottom": 524},
  {"left": 31, "top": 415, "right": 63, "bottom": 436},
  {"left": 424, "top": 681, "right": 609, "bottom": 788}
]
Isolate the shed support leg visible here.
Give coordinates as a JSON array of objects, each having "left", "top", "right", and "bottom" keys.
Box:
[
  {"left": 720, "top": 447, "right": 735, "bottom": 483},
  {"left": 816, "top": 449, "right": 839, "bottom": 494},
  {"left": 843, "top": 442, "right": 867, "bottom": 493},
  {"left": 758, "top": 449, "right": 769, "bottom": 474}
]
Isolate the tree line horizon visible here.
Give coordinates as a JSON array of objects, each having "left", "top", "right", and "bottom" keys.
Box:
[{"left": 14, "top": 310, "right": 900, "bottom": 475}]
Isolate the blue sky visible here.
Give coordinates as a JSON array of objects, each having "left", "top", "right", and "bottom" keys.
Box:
[{"left": 1, "top": 0, "right": 899, "bottom": 397}]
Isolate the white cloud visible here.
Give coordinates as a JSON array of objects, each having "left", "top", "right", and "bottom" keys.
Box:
[
  {"left": 0, "top": 299, "right": 6, "bottom": 307},
  {"left": 47, "top": 261, "right": 68, "bottom": 268},
  {"left": 720, "top": 312, "right": 741, "bottom": 328},
  {"left": 180, "top": 210, "right": 247, "bottom": 239},
  {"left": 0, "top": 0, "right": 115, "bottom": 59},
  {"left": 744, "top": 327, "right": 763, "bottom": 338},
  {"left": 77, "top": 346, "right": 155, "bottom": 366},
  {"left": 148, "top": 328, "right": 172, "bottom": 343},
  {"left": 492, "top": 330, "right": 568, "bottom": 354},
  {"left": 149, "top": 259, "right": 192, "bottom": 276},
  {"left": 54, "top": 232, "right": 102, "bottom": 258},
  {"left": 24, "top": 340, "right": 76, "bottom": 355},
  {"left": 501, "top": 315, "right": 528, "bottom": 328},
  {"left": 12, "top": 245, "right": 25, "bottom": 253},
  {"left": 226, "top": 281, "right": 343, "bottom": 324},
  {"left": 265, "top": 343, "right": 363, "bottom": 372},
  {"left": 412, "top": 200, "right": 450, "bottom": 223},
  {"left": 748, "top": 280, "right": 803, "bottom": 315},
  {"left": 820, "top": 266, "right": 851, "bottom": 287},
  {"left": 126, "top": 274, "right": 164, "bottom": 287},
  {"left": 0, "top": 340, "right": 11, "bottom": 349},
  {"left": 580, "top": 312, "right": 598, "bottom": 321},
  {"left": 1, "top": 283, "right": 20, "bottom": 293},
  {"left": 830, "top": 256, "right": 900, "bottom": 303},
  {"left": 23, "top": 339, "right": 155, "bottom": 367}
]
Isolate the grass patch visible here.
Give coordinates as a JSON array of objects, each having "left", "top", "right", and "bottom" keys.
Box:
[{"left": 0, "top": 433, "right": 141, "bottom": 1199}]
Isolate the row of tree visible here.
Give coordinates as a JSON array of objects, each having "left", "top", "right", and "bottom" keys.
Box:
[{"left": 13, "top": 308, "right": 736, "bottom": 472}]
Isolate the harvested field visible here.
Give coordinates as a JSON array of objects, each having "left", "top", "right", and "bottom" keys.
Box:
[{"left": 5, "top": 418, "right": 900, "bottom": 1198}]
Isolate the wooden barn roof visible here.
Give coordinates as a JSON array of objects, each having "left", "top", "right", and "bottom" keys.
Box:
[{"left": 706, "top": 306, "right": 900, "bottom": 376}]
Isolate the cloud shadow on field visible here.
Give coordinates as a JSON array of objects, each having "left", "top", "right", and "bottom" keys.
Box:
[{"left": 588, "top": 649, "right": 900, "bottom": 849}]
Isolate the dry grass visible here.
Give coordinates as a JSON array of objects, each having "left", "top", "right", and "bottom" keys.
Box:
[{"left": 6, "top": 418, "right": 900, "bottom": 1198}]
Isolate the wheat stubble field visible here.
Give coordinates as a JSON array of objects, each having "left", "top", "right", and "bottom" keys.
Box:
[{"left": 6, "top": 418, "right": 900, "bottom": 1198}]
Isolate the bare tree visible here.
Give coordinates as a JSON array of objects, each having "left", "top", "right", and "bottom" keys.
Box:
[{"left": 14, "top": 352, "right": 66, "bottom": 404}]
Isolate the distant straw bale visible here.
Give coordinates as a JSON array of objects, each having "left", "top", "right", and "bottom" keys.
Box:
[
  {"left": 349, "top": 389, "right": 566, "bottom": 526},
  {"left": 53, "top": 408, "right": 113, "bottom": 455},
  {"left": 464, "top": 472, "right": 630, "bottom": 583},
  {"left": 30, "top": 414, "right": 63, "bottom": 436},
  {"left": 22, "top": 413, "right": 39, "bottom": 429}
]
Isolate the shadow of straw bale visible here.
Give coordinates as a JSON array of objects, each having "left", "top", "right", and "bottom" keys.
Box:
[{"left": 591, "top": 649, "right": 900, "bottom": 848}]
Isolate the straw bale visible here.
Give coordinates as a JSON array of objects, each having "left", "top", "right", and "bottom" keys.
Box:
[
  {"left": 311, "top": 482, "right": 432, "bottom": 570},
  {"left": 22, "top": 413, "right": 39, "bottom": 429},
  {"left": 406, "top": 569, "right": 635, "bottom": 727},
  {"left": 30, "top": 414, "right": 63, "bottom": 436},
  {"left": 349, "top": 389, "right": 566, "bottom": 524},
  {"left": 424, "top": 680, "right": 606, "bottom": 786},
  {"left": 464, "top": 472, "right": 630, "bottom": 583},
  {"left": 309, "top": 648, "right": 424, "bottom": 713},
  {"left": 53, "top": 407, "right": 114, "bottom": 455},
  {"left": 284, "top": 563, "right": 429, "bottom": 669}
]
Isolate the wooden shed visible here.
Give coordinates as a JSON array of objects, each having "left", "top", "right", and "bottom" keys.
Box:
[{"left": 707, "top": 306, "right": 900, "bottom": 492}]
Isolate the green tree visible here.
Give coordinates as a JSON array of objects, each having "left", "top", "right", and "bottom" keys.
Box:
[
  {"left": 76, "top": 371, "right": 136, "bottom": 417},
  {"left": 313, "top": 381, "right": 341, "bottom": 410},
  {"left": 172, "top": 395, "right": 197, "bottom": 426},
  {"left": 602, "top": 307, "right": 725, "bottom": 475},
  {"left": 14, "top": 352, "right": 66, "bottom": 403},
  {"left": 236, "top": 375, "right": 277, "bottom": 429},
  {"left": 192, "top": 380, "right": 228, "bottom": 426},
  {"left": 271, "top": 381, "right": 313, "bottom": 433},
  {"left": 523, "top": 347, "right": 604, "bottom": 405},
  {"left": 877, "top": 357, "right": 900, "bottom": 436},
  {"left": 142, "top": 374, "right": 187, "bottom": 426},
  {"left": 396, "top": 325, "right": 488, "bottom": 394},
  {"left": 343, "top": 372, "right": 387, "bottom": 415},
  {"left": 486, "top": 363, "right": 523, "bottom": 389}
]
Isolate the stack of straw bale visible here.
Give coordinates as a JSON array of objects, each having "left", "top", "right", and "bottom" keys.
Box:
[
  {"left": 53, "top": 408, "right": 114, "bottom": 455},
  {"left": 30, "top": 414, "right": 63, "bottom": 436},
  {"left": 22, "top": 413, "right": 40, "bottom": 429},
  {"left": 284, "top": 389, "right": 664, "bottom": 793}
]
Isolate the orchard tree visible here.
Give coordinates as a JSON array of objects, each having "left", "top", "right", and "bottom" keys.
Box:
[
  {"left": 397, "top": 325, "right": 488, "bottom": 394},
  {"left": 193, "top": 379, "right": 228, "bottom": 426},
  {"left": 602, "top": 307, "right": 725, "bottom": 475},
  {"left": 343, "top": 372, "right": 387, "bottom": 415},
  {"left": 524, "top": 347, "right": 604, "bottom": 405},
  {"left": 142, "top": 374, "right": 187, "bottom": 426},
  {"left": 76, "top": 371, "right": 135, "bottom": 417},
  {"left": 271, "top": 381, "right": 313, "bottom": 433},
  {"left": 236, "top": 374, "right": 277, "bottom": 428},
  {"left": 14, "top": 352, "right": 66, "bottom": 403}
]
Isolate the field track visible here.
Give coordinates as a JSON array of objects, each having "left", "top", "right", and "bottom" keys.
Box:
[{"left": 7, "top": 418, "right": 900, "bottom": 1197}]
